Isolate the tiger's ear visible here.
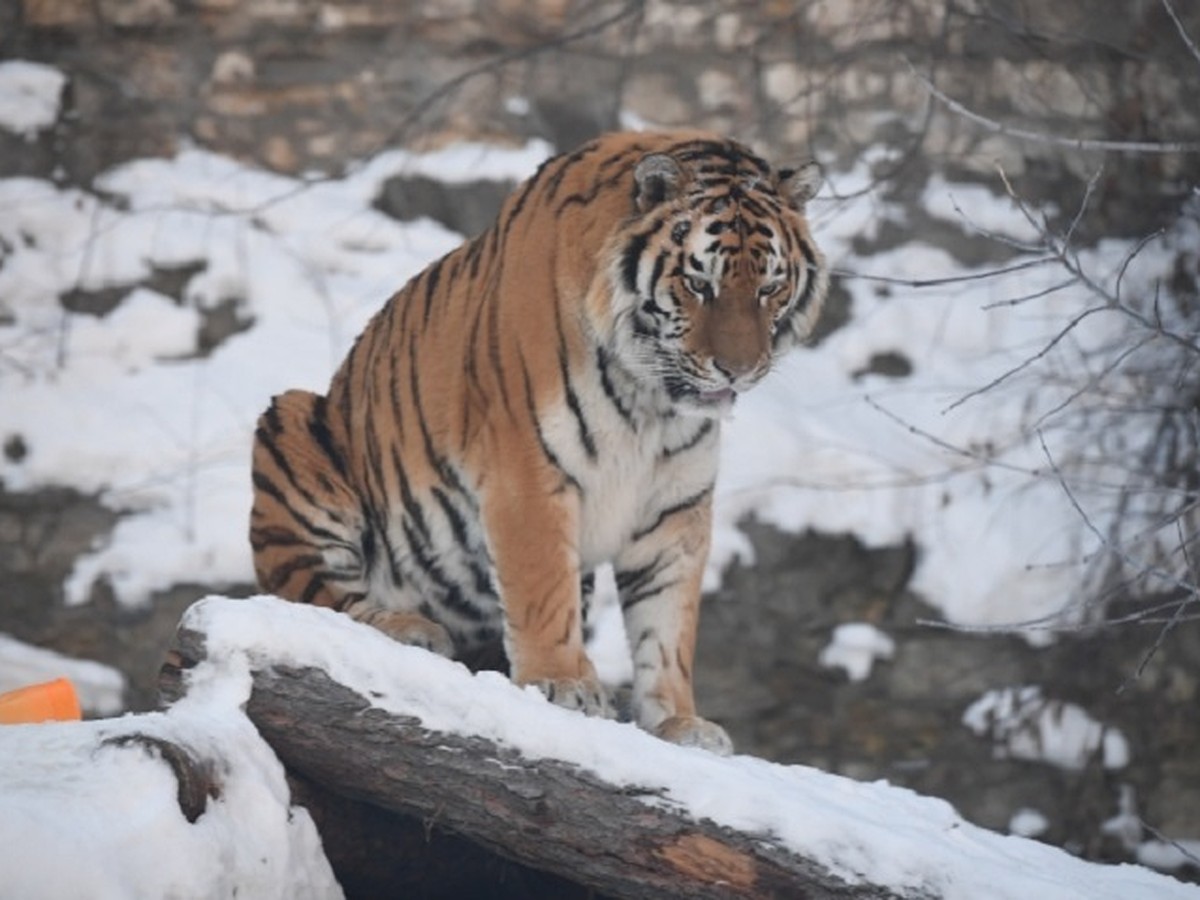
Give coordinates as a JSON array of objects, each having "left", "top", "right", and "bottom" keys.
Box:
[
  {"left": 634, "top": 154, "right": 683, "bottom": 212},
  {"left": 777, "top": 160, "right": 822, "bottom": 212}
]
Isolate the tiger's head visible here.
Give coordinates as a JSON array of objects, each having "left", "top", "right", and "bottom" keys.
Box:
[{"left": 608, "top": 139, "right": 828, "bottom": 417}]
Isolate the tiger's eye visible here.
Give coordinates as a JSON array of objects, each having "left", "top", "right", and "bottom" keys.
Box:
[{"left": 685, "top": 275, "right": 713, "bottom": 301}]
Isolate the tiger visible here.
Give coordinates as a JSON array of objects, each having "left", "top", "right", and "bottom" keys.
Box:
[{"left": 249, "top": 130, "right": 828, "bottom": 755}]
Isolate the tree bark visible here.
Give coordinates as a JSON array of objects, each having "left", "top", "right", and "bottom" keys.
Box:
[{"left": 160, "top": 623, "right": 907, "bottom": 900}]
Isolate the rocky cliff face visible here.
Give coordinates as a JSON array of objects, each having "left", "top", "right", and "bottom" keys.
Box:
[{"left": 2, "top": 0, "right": 1198, "bottom": 879}]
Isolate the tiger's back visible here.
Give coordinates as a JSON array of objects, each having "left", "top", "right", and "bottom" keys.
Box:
[{"left": 250, "top": 131, "right": 827, "bottom": 752}]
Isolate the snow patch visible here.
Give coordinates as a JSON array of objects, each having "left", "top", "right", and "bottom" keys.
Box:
[
  {"left": 963, "top": 686, "right": 1130, "bottom": 771},
  {"left": 63, "top": 288, "right": 201, "bottom": 370},
  {"left": 818, "top": 622, "right": 895, "bottom": 682},
  {"left": 922, "top": 172, "right": 1049, "bottom": 243},
  {"left": 1009, "top": 808, "right": 1050, "bottom": 838},
  {"left": 1139, "top": 841, "right": 1200, "bottom": 874},
  {"left": 0, "top": 61, "right": 66, "bottom": 139}
]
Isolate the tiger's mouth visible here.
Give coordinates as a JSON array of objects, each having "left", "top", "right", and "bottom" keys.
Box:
[
  {"left": 666, "top": 380, "right": 738, "bottom": 416},
  {"left": 694, "top": 387, "right": 737, "bottom": 407}
]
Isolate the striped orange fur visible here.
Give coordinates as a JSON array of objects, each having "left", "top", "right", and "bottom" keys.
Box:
[{"left": 250, "top": 131, "right": 828, "bottom": 753}]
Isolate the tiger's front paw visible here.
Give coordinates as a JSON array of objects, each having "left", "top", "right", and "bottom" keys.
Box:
[
  {"left": 654, "top": 715, "right": 733, "bottom": 756},
  {"left": 533, "top": 677, "right": 616, "bottom": 719}
]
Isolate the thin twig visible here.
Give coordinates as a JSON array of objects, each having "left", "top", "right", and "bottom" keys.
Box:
[
  {"left": 943, "top": 304, "right": 1112, "bottom": 414},
  {"left": 908, "top": 61, "right": 1200, "bottom": 154},
  {"left": 1161, "top": 0, "right": 1200, "bottom": 69},
  {"left": 1138, "top": 815, "right": 1200, "bottom": 869},
  {"left": 1038, "top": 430, "right": 1200, "bottom": 603},
  {"left": 980, "top": 277, "right": 1076, "bottom": 310},
  {"left": 1119, "top": 517, "right": 1199, "bottom": 692},
  {"left": 830, "top": 255, "right": 1056, "bottom": 289}
]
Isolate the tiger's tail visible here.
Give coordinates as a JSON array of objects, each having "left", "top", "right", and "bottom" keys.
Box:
[{"left": 249, "top": 389, "right": 369, "bottom": 610}]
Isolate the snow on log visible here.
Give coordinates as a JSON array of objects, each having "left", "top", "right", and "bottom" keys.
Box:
[{"left": 162, "top": 596, "right": 1198, "bottom": 900}]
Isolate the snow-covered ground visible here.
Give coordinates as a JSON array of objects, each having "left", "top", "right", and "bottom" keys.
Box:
[
  {"left": 1, "top": 60, "right": 1197, "bottom": 895},
  {"left": 2, "top": 135, "right": 1182, "bottom": 626},
  {"left": 3, "top": 595, "right": 1195, "bottom": 900}
]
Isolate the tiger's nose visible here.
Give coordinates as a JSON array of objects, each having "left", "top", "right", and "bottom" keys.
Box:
[{"left": 712, "top": 356, "right": 759, "bottom": 384}]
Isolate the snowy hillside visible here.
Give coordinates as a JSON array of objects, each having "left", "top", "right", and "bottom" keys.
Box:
[
  {"left": 2, "top": 118, "right": 1187, "bottom": 632},
  {"left": 2, "top": 57, "right": 1198, "bottom": 895}
]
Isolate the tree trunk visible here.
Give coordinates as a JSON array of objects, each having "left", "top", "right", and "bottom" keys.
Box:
[{"left": 160, "top": 623, "right": 904, "bottom": 900}]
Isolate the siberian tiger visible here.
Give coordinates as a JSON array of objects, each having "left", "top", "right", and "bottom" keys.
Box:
[{"left": 250, "top": 130, "right": 827, "bottom": 754}]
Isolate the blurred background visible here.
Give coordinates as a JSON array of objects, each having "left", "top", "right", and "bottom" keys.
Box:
[{"left": 1, "top": 0, "right": 1198, "bottom": 879}]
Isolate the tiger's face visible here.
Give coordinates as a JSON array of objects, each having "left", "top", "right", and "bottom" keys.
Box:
[{"left": 611, "top": 144, "right": 828, "bottom": 417}]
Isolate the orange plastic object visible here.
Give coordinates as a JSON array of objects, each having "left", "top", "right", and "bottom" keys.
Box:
[{"left": 0, "top": 677, "right": 82, "bottom": 724}]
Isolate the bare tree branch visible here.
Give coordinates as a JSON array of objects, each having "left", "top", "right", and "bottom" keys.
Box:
[
  {"left": 907, "top": 61, "right": 1200, "bottom": 155},
  {"left": 1161, "top": 0, "right": 1200, "bottom": 69}
]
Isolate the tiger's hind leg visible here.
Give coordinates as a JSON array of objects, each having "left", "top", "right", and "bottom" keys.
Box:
[{"left": 249, "top": 390, "right": 453, "bottom": 656}]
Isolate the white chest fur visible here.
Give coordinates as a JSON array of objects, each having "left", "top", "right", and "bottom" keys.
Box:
[{"left": 539, "top": 374, "right": 720, "bottom": 568}]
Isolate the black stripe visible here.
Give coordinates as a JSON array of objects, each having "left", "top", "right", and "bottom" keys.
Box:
[
  {"left": 431, "top": 485, "right": 470, "bottom": 551},
  {"left": 648, "top": 249, "right": 667, "bottom": 296},
  {"left": 553, "top": 302, "right": 596, "bottom": 460},
  {"left": 360, "top": 520, "right": 377, "bottom": 573},
  {"left": 400, "top": 516, "right": 487, "bottom": 623},
  {"left": 796, "top": 240, "right": 818, "bottom": 308},
  {"left": 467, "top": 558, "right": 496, "bottom": 598},
  {"left": 406, "top": 331, "right": 475, "bottom": 502},
  {"left": 621, "top": 231, "right": 649, "bottom": 294},
  {"left": 595, "top": 346, "right": 634, "bottom": 428},
  {"left": 546, "top": 142, "right": 600, "bottom": 200},
  {"left": 262, "top": 551, "right": 323, "bottom": 592},
  {"left": 621, "top": 579, "right": 675, "bottom": 612},
  {"left": 740, "top": 195, "right": 768, "bottom": 218},
  {"left": 392, "top": 443, "right": 430, "bottom": 545},
  {"left": 466, "top": 235, "right": 485, "bottom": 279},
  {"left": 495, "top": 308, "right": 518, "bottom": 420},
  {"left": 616, "top": 552, "right": 674, "bottom": 611},
  {"left": 421, "top": 258, "right": 443, "bottom": 326},
  {"left": 631, "top": 486, "right": 712, "bottom": 542},
  {"left": 249, "top": 526, "right": 311, "bottom": 552},
  {"left": 563, "top": 375, "right": 595, "bottom": 460},
  {"left": 501, "top": 175, "right": 541, "bottom": 234},
  {"left": 260, "top": 400, "right": 284, "bottom": 436},
  {"left": 519, "top": 353, "right": 582, "bottom": 493},
  {"left": 369, "top": 508, "right": 405, "bottom": 589},
  {"left": 388, "top": 343, "right": 405, "bottom": 433},
  {"left": 403, "top": 527, "right": 486, "bottom": 624},
  {"left": 253, "top": 432, "right": 344, "bottom": 529},
  {"left": 662, "top": 420, "right": 713, "bottom": 459},
  {"left": 501, "top": 150, "right": 566, "bottom": 232},
  {"left": 556, "top": 151, "right": 641, "bottom": 213},
  {"left": 308, "top": 396, "right": 348, "bottom": 480},
  {"left": 298, "top": 574, "right": 327, "bottom": 604},
  {"left": 361, "top": 411, "right": 389, "bottom": 525},
  {"left": 250, "top": 472, "right": 347, "bottom": 546}
]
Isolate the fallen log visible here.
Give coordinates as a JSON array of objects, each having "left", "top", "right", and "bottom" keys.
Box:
[
  {"left": 161, "top": 620, "right": 890, "bottom": 900},
  {"left": 158, "top": 596, "right": 1199, "bottom": 900}
]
